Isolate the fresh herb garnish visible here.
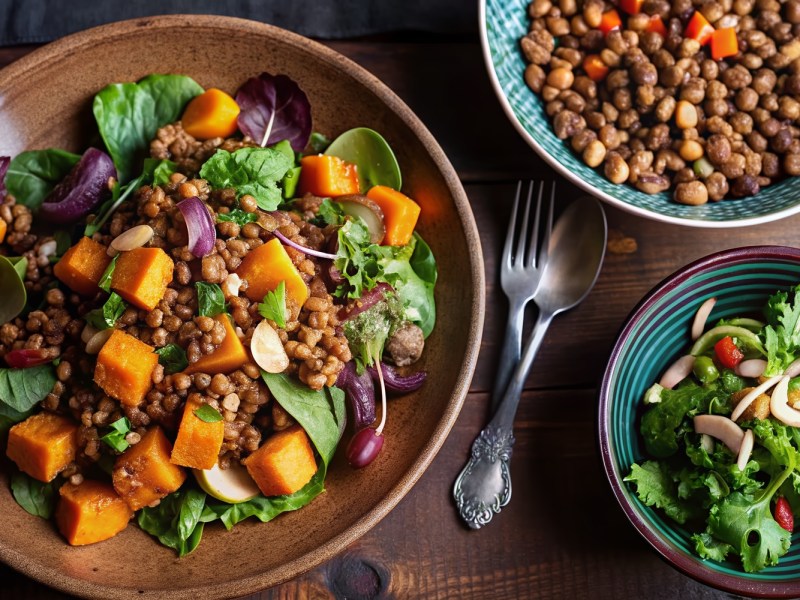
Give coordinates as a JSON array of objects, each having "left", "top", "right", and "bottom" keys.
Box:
[
  {"left": 155, "top": 344, "right": 189, "bottom": 374},
  {"left": 314, "top": 198, "right": 344, "bottom": 227},
  {"left": 100, "top": 417, "right": 132, "bottom": 452},
  {"left": 217, "top": 208, "right": 258, "bottom": 227},
  {"left": 195, "top": 282, "right": 226, "bottom": 317},
  {"left": 193, "top": 404, "right": 223, "bottom": 423},
  {"left": 10, "top": 471, "right": 59, "bottom": 518},
  {"left": 334, "top": 218, "right": 386, "bottom": 299},
  {"left": 258, "top": 281, "right": 286, "bottom": 328},
  {"left": 762, "top": 284, "right": 800, "bottom": 376},
  {"left": 84, "top": 292, "right": 127, "bottom": 330},
  {"left": 97, "top": 254, "right": 118, "bottom": 292},
  {"left": 341, "top": 293, "right": 403, "bottom": 372}
]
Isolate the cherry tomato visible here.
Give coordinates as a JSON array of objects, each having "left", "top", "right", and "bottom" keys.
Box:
[
  {"left": 775, "top": 497, "right": 794, "bottom": 532},
  {"left": 714, "top": 336, "right": 744, "bottom": 369}
]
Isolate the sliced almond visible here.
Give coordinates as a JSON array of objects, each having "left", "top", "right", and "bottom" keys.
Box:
[
  {"left": 111, "top": 224, "right": 154, "bottom": 253},
  {"left": 85, "top": 328, "right": 114, "bottom": 355},
  {"left": 769, "top": 375, "right": 800, "bottom": 427},
  {"left": 221, "top": 273, "right": 242, "bottom": 300},
  {"left": 693, "top": 414, "right": 744, "bottom": 454},
  {"left": 659, "top": 355, "right": 695, "bottom": 390},
  {"left": 250, "top": 320, "right": 289, "bottom": 374},
  {"left": 737, "top": 429, "right": 754, "bottom": 471}
]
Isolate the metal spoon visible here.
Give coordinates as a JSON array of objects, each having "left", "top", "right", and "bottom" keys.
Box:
[{"left": 453, "top": 196, "right": 607, "bottom": 529}]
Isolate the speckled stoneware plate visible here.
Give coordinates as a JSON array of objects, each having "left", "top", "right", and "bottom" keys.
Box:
[
  {"left": 599, "top": 247, "right": 800, "bottom": 597},
  {"left": 0, "top": 15, "right": 484, "bottom": 599},
  {"left": 480, "top": 0, "right": 800, "bottom": 228}
]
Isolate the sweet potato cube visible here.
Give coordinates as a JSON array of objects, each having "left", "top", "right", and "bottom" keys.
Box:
[
  {"left": 94, "top": 330, "right": 158, "bottom": 407},
  {"left": 236, "top": 238, "right": 309, "bottom": 308},
  {"left": 297, "top": 155, "right": 360, "bottom": 197},
  {"left": 7, "top": 413, "right": 78, "bottom": 482},
  {"left": 112, "top": 426, "right": 186, "bottom": 511},
  {"left": 184, "top": 315, "right": 249, "bottom": 375},
  {"left": 53, "top": 236, "right": 112, "bottom": 296},
  {"left": 243, "top": 425, "right": 317, "bottom": 496},
  {"left": 110, "top": 247, "right": 174, "bottom": 311},
  {"left": 55, "top": 480, "right": 133, "bottom": 546},
  {"left": 170, "top": 396, "right": 224, "bottom": 469}
]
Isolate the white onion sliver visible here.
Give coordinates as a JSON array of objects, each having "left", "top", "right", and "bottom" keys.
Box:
[
  {"left": 693, "top": 414, "right": 744, "bottom": 454},
  {"left": 785, "top": 357, "right": 800, "bottom": 378},
  {"left": 659, "top": 355, "right": 695, "bottom": 390},
  {"left": 700, "top": 433, "right": 714, "bottom": 453},
  {"left": 737, "top": 430, "right": 754, "bottom": 471},
  {"left": 735, "top": 359, "right": 767, "bottom": 379},
  {"left": 769, "top": 375, "right": 800, "bottom": 427},
  {"left": 273, "top": 230, "right": 337, "bottom": 260},
  {"left": 730, "top": 374, "right": 782, "bottom": 421},
  {"left": 177, "top": 196, "right": 216, "bottom": 258},
  {"left": 691, "top": 297, "right": 716, "bottom": 341}
]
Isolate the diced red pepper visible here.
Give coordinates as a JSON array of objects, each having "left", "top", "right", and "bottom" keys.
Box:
[
  {"left": 775, "top": 497, "right": 794, "bottom": 532},
  {"left": 582, "top": 54, "right": 610, "bottom": 82},
  {"left": 714, "top": 336, "right": 744, "bottom": 369},
  {"left": 685, "top": 11, "right": 715, "bottom": 46},
  {"left": 619, "top": 0, "right": 644, "bottom": 15},
  {"left": 710, "top": 27, "right": 739, "bottom": 60},
  {"left": 598, "top": 9, "right": 622, "bottom": 35},
  {"left": 4, "top": 349, "right": 53, "bottom": 369},
  {"left": 646, "top": 15, "right": 668, "bottom": 38}
]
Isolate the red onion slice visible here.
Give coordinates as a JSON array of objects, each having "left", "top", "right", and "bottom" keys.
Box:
[
  {"left": 735, "top": 359, "right": 767, "bottom": 378},
  {"left": 736, "top": 429, "right": 754, "bottom": 471},
  {"left": 691, "top": 297, "right": 717, "bottom": 341},
  {"left": 273, "top": 230, "right": 337, "bottom": 260},
  {"left": 693, "top": 414, "right": 744, "bottom": 454},
  {"left": 659, "top": 355, "right": 695, "bottom": 390},
  {"left": 731, "top": 374, "right": 782, "bottom": 421},
  {"left": 177, "top": 196, "right": 216, "bottom": 258},
  {"left": 769, "top": 375, "right": 800, "bottom": 427},
  {"left": 368, "top": 363, "right": 427, "bottom": 393}
]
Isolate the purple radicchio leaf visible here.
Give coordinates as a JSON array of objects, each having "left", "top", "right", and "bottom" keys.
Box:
[
  {"left": 0, "top": 156, "right": 9, "bottom": 203},
  {"left": 235, "top": 73, "right": 312, "bottom": 152}
]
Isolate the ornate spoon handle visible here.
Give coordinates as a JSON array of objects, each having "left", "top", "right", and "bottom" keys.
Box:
[{"left": 453, "top": 310, "right": 553, "bottom": 529}]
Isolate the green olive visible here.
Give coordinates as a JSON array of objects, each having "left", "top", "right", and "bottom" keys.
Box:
[{"left": 693, "top": 355, "right": 719, "bottom": 384}]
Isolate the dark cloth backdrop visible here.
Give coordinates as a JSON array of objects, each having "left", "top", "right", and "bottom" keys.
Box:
[{"left": 0, "top": 0, "right": 476, "bottom": 45}]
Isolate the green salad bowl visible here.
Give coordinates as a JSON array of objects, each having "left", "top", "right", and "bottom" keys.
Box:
[
  {"left": 599, "top": 246, "right": 800, "bottom": 597},
  {"left": 480, "top": 0, "right": 800, "bottom": 228}
]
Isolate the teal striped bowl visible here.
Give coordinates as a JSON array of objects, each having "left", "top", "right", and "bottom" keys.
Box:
[
  {"left": 480, "top": 0, "right": 800, "bottom": 228},
  {"left": 599, "top": 247, "right": 800, "bottom": 596}
]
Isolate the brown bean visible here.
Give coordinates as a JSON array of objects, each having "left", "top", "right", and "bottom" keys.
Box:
[
  {"left": 674, "top": 181, "right": 709, "bottom": 205},
  {"left": 705, "top": 172, "right": 729, "bottom": 201},
  {"left": 635, "top": 172, "right": 670, "bottom": 194},
  {"left": 524, "top": 64, "right": 546, "bottom": 93},
  {"left": 582, "top": 140, "right": 607, "bottom": 167},
  {"left": 604, "top": 152, "right": 630, "bottom": 183}
]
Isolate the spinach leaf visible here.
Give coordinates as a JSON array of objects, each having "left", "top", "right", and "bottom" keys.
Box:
[
  {"left": 84, "top": 292, "right": 126, "bottom": 330},
  {"left": 0, "top": 364, "right": 57, "bottom": 414},
  {"left": 100, "top": 417, "right": 132, "bottom": 453},
  {"left": 138, "top": 488, "right": 209, "bottom": 557},
  {"left": 155, "top": 344, "right": 189, "bottom": 374},
  {"left": 261, "top": 373, "right": 345, "bottom": 467},
  {"left": 199, "top": 147, "right": 293, "bottom": 211},
  {"left": 10, "top": 471, "right": 59, "bottom": 518},
  {"left": 51, "top": 230, "right": 73, "bottom": 263},
  {"left": 93, "top": 74, "right": 202, "bottom": 182},
  {"left": 217, "top": 208, "right": 258, "bottom": 227},
  {"left": 258, "top": 281, "right": 286, "bottom": 328},
  {"left": 193, "top": 404, "right": 223, "bottom": 423},
  {"left": 0, "top": 255, "right": 27, "bottom": 325},
  {"left": 378, "top": 233, "right": 437, "bottom": 337},
  {"left": 195, "top": 282, "right": 225, "bottom": 317},
  {"left": 325, "top": 127, "right": 402, "bottom": 191},
  {"left": 5, "top": 149, "right": 80, "bottom": 210}
]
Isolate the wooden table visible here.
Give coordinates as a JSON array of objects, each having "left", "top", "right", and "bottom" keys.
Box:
[{"left": 1, "top": 34, "right": 786, "bottom": 600}]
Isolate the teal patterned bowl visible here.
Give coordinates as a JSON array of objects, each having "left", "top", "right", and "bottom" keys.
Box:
[
  {"left": 480, "top": 0, "right": 800, "bottom": 228},
  {"left": 599, "top": 246, "right": 800, "bottom": 596}
]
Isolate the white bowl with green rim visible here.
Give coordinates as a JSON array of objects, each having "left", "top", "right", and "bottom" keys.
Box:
[{"left": 479, "top": 0, "right": 800, "bottom": 228}]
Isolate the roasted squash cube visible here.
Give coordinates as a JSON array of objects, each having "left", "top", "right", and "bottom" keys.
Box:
[
  {"left": 184, "top": 314, "right": 248, "bottom": 375},
  {"left": 243, "top": 425, "right": 317, "bottom": 496},
  {"left": 297, "top": 155, "right": 360, "bottom": 197},
  {"left": 7, "top": 413, "right": 78, "bottom": 482},
  {"left": 55, "top": 480, "right": 133, "bottom": 546},
  {"left": 110, "top": 247, "right": 174, "bottom": 311},
  {"left": 170, "top": 395, "right": 224, "bottom": 470},
  {"left": 53, "top": 236, "right": 112, "bottom": 296},
  {"left": 112, "top": 426, "right": 186, "bottom": 511},
  {"left": 236, "top": 238, "right": 309, "bottom": 309},
  {"left": 94, "top": 330, "right": 158, "bottom": 407}
]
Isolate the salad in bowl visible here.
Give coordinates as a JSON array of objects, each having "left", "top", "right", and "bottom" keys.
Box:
[{"left": 0, "top": 69, "right": 436, "bottom": 554}]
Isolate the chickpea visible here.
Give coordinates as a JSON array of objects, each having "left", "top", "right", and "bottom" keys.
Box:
[
  {"left": 604, "top": 152, "right": 630, "bottom": 183},
  {"left": 546, "top": 67, "right": 575, "bottom": 90},
  {"left": 524, "top": 64, "right": 546, "bottom": 93},
  {"left": 674, "top": 181, "right": 709, "bottom": 206},
  {"left": 583, "top": 140, "right": 607, "bottom": 167},
  {"left": 679, "top": 140, "right": 704, "bottom": 162}
]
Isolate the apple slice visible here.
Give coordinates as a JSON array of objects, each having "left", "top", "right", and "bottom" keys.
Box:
[{"left": 194, "top": 461, "right": 260, "bottom": 504}]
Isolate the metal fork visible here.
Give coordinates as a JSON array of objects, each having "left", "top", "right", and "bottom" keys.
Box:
[{"left": 490, "top": 181, "right": 554, "bottom": 413}]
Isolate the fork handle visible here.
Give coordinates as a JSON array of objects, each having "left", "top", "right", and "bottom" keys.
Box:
[
  {"left": 489, "top": 296, "right": 527, "bottom": 414},
  {"left": 453, "top": 310, "right": 553, "bottom": 529}
]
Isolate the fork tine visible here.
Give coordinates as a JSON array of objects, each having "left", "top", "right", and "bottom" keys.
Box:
[
  {"left": 537, "top": 181, "right": 556, "bottom": 268},
  {"left": 525, "top": 181, "right": 544, "bottom": 267},
  {"left": 514, "top": 181, "right": 534, "bottom": 266},
  {"left": 503, "top": 181, "right": 523, "bottom": 268}
]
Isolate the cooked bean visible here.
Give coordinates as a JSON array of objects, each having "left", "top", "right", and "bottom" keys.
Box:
[
  {"left": 582, "top": 140, "right": 607, "bottom": 167},
  {"left": 604, "top": 153, "right": 630, "bottom": 183},
  {"left": 674, "top": 181, "right": 709, "bottom": 205}
]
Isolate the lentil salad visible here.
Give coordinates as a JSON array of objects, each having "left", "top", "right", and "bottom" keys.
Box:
[{"left": 0, "top": 71, "right": 435, "bottom": 553}]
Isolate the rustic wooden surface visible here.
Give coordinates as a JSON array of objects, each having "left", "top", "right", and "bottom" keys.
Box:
[{"left": 1, "top": 36, "right": 788, "bottom": 600}]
